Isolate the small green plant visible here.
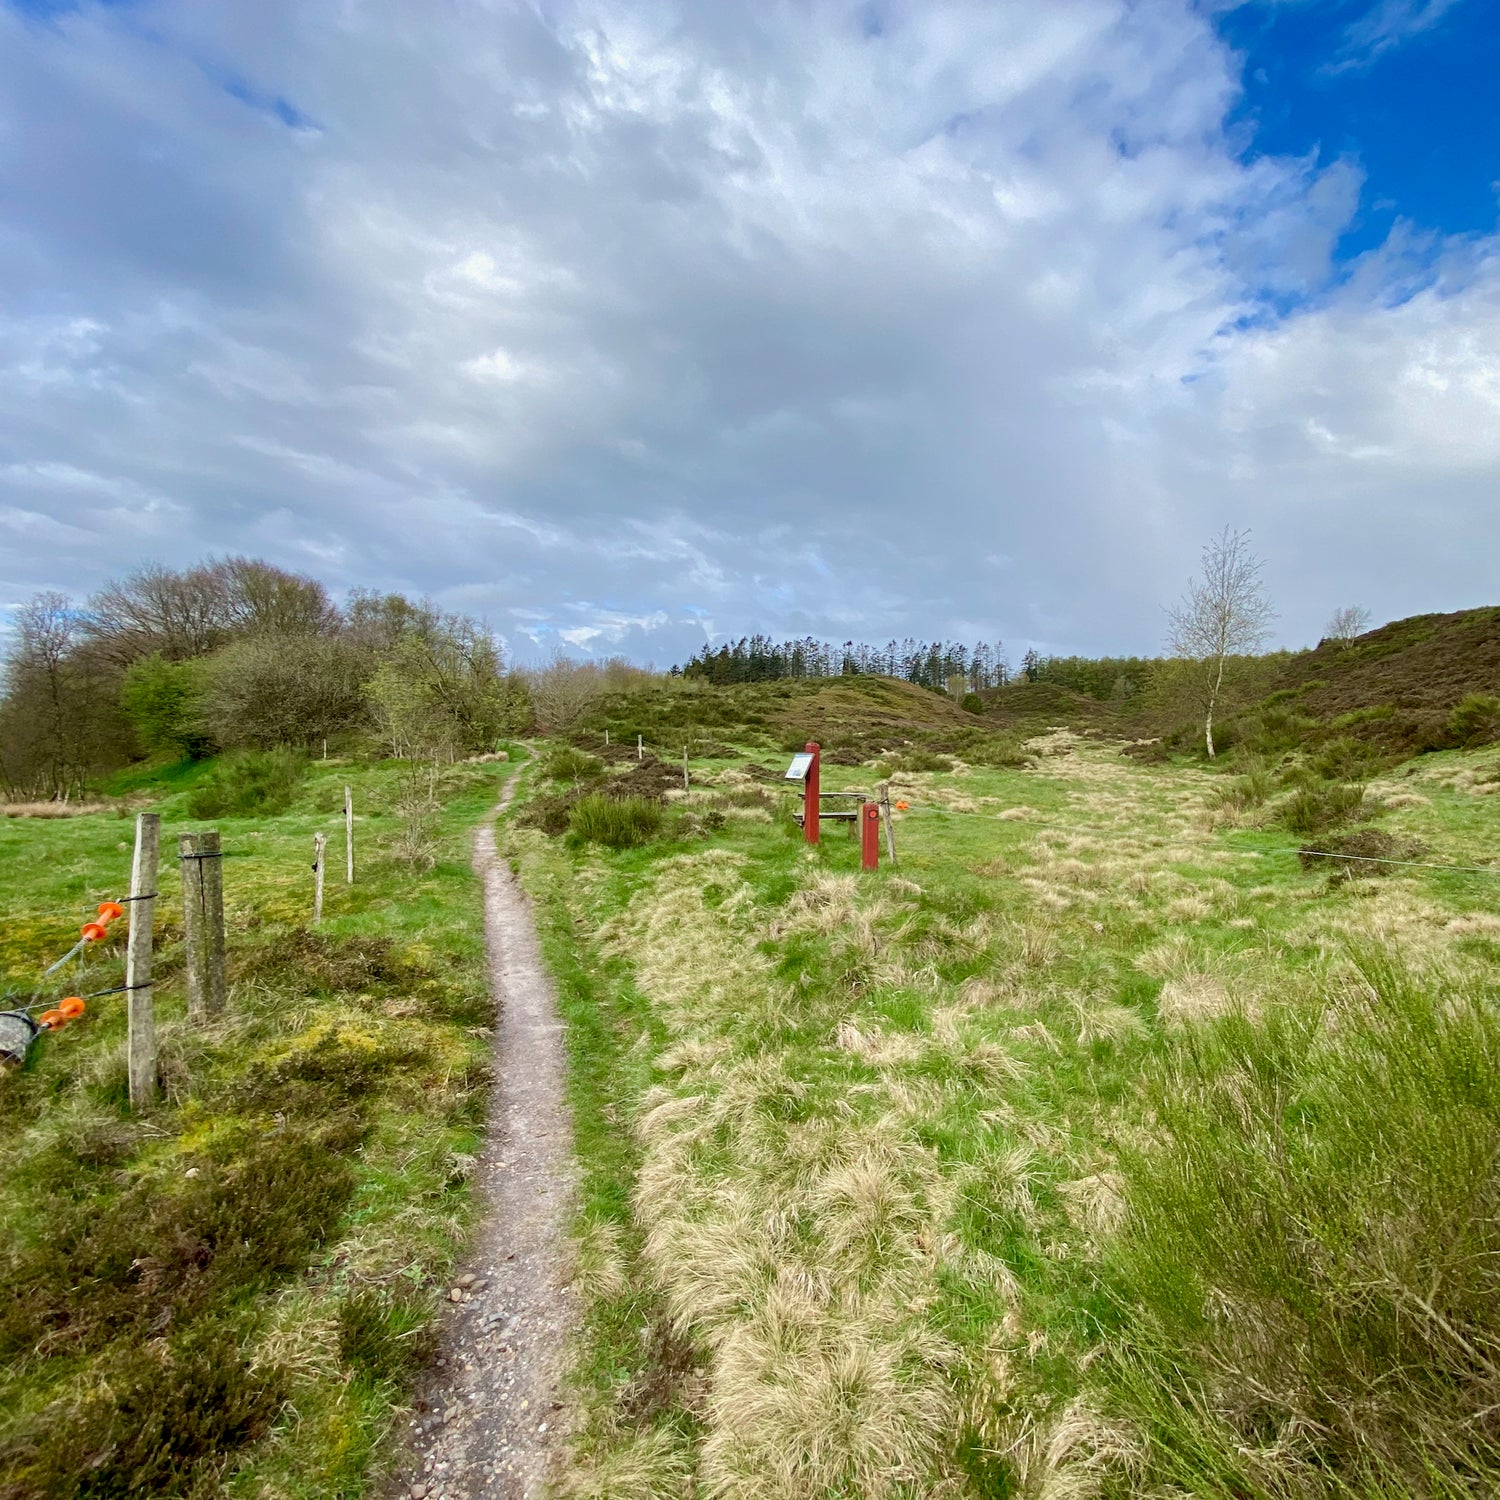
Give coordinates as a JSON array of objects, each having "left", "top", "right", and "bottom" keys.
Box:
[
  {"left": 960, "top": 692, "right": 984, "bottom": 715},
  {"left": 1307, "top": 734, "right": 1382, "bottom": 782},
  {"left": 1280, "top": 780, "right": 1367, "bottom": 836},
  {"left": 541, "top": 746, "right": 605, "bottom": 783},
  {"left": 1448, "top": 693, "right": 1500, "bottom": 748},
  {"left": 1210, "top": 762, "right": 1273, "bottom": 812},
  {"left": 185, "top": 748, "right": 306, "bottom": 819},
  {"left": 567, "top": 794, "right": 663, "bottom": 849}
]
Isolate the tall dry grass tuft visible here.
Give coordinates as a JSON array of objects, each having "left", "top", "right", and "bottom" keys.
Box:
[{"left": 602, "top": 854, "right": 967, "bottom": 1497}]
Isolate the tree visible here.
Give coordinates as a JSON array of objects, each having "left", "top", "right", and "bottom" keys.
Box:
[
  {"left": 1166, "top": 527, "right": 1275, "bottom": 759},
  {"left": 0, "top": 593, "right": 125, "bottom": 798},
  {"left": 526, "top": 655, "right": 606, "bottom": 737},
  {"left": 1324, "top": 605, "right": 1372, "bottom": 650},
  {"left": 119, "top": 654, "right": 212, "bottom": 758},
  {"left": 204, "top": 634, "right": 368, "bottom": 750}
]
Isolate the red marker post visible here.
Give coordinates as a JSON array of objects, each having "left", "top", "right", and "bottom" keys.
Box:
[
  {"left": 861, "top": 799, "right": 881, "bottom": 870},
  {"left": 803, "top": 741, "right": 820, "bottom": 845}
]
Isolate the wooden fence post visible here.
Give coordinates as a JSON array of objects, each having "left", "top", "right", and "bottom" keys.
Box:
[
  {"left": 637, "top": 734, "right": 643, "bottom": 761},
  {"left": 683, "top": 747, "right": 690, "bottom": 791},
  {"left": 180, "top": 832, "right": 206, "bottom": 1023},
  {"left": 127, "top": 812, "right": 160, "bottom": 1108},
  {"left": 880, "top": 786, "right": 898, "bottom": 866},
  {"left": 344, "top": 785, "right": 354, "bottom": 885},
  {"left": 313, "top": 832, "right": 327, "bottom": 924},
  {"left": 180, "top": 829, "right": 227, "bottom": 1021},
  {"left": 201, "top": 829, "right": 227, "bottom": 1016}
]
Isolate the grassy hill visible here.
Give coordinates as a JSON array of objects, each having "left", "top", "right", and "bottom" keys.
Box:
[{"left": 1259, "top": 606, "right": 1500, "bottom": 753}]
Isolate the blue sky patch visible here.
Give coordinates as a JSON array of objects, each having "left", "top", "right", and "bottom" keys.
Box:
[{"left": 1217, "top": 0, "right": 1499, "bottom": 261}]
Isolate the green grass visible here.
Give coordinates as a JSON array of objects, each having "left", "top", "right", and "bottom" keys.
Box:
[
  {"left": 505, "top": 726, "right": 1500, "bottom": 1498},
  {"left": 0, "top": 750, "right": 514, "bottom": 1498}
]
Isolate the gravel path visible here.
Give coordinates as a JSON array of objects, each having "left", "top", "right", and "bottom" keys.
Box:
[{"left": 393, "top": 778, "right": 576, "bottom": 1499}]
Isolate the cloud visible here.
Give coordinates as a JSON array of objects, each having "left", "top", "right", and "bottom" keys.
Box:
[
  {"left": 0, "top": 0, "right": 1495, "bottom": 666},
  {"left": 1333, "top": 0, "right": 1465, "bottom": 68}
]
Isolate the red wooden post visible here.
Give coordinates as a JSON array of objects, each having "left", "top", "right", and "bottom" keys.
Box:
[
  {"left": 804, "top": 741, "right": 820, "bottom": 845},
  {"left": 861, "top": 799, "right": 880, "bottom": 870}
]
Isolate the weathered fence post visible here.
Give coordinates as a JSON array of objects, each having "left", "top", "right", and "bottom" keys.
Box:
[
  {"left": 201, "top": 830, "right": 227, "bottom": 1016},
  {"left": 344, "top": 785, "right": 354, "bottom": 885},
  {"left": 313, "top": 832, "right": 327, "bottom": 924},
  {"left": 683, "top": 747, "right": 690, "bottom": 791},
  {"left": 180, "top": 831, "right": 207, "bottom": 1022},
  {"left": 605, "top": 729, "right": 610, "bottom": 746},
  {"left": 637, "top": 734, "right": 643, "bottom": 761},
  {"left": 127, "top": 812, "right": 160, "bottom": 1108},
  {"left": 880, "top": 785, "right": 898, "bottom": 865}
]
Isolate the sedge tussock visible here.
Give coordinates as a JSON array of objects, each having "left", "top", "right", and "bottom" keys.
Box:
[
  {"left": 997, "top": 805, "right": 1041, "bottom": 821},
  {"left": 836, "top": 1020, "right": 926, "bottom": 1068},
  {"left": 700, "top": 1283, "right": 955, "bottom": 1500},
  {"left": 1035, "top": 1398, "right": 1145, "bottom": 1500},
  {"left": 1157, "top": 973, "right": 1238, "bottom": 1025},
  {"left": 1379, "top": 791, "right": 1432, "bottom": 809},
  {"left": 1056, "top": 1173, "right": 1127, "bottom": 1242},
  {"left": 571, "top": 1215, "right": 632, "bottom": 1303},
  {"left": 1446, "top": 912, "right": 1500, "bottom": 936},
  {"left": 557, "top": 1422, "right": 696, "bottom": 1500},
  {"left": 1069, "top": 998, "right": 1149, "bottom": 1047}
]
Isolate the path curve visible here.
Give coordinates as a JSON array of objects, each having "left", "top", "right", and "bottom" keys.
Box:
[{"left": 396, "top": 775, "right": 576, "bottom": 1500}]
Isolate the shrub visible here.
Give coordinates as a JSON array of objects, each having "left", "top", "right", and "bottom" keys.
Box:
[
  {"left": 567, "top": 794, "right": 663, "bottom": 849},
  {"left": 1297, "top": 825, "right": 1427, "bottom": 880},
  {"left": 119, "top": 654, "right": 213, "bottom": 758},
  {"left": 540, "top": 746, "right": 604, "bottom": 783},
  {"left": 1105, "top": 953, "right": 1500, "bottom": 1490},
  {"left": 185, "top": 748, "right": 305, "bottom": 819},
  {"left": 964, "top": 734, "right": 1034, "bottom": 769},
  {"left": 1210, "top": 764, "right": 1273, "bottom": 813},
  {"left": 0, "top": 1325, "right": 285, "bottom": 1498},
  {"left": 1280, "top": 780, "right": 1367, "bottom": 836},
  {"left": 1449, "top": 693, "right": 1500, "bottom": 748},
  {"left": 1308, "top": 734, "right": 1383, "bottom": 782},
  {"left": 203, "top": 633, "right": 368, "bottom": 751},
  {"left": 960, "top": 692, "right": 984, "bottom": 715}
]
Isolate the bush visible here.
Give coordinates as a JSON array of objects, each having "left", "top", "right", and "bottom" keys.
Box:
[
  {"left": 203, "top": 633, "right": 368, "bottom": 751},
  {"left": 960, "top": 692, "right": 984, "bottom": 715},
  {"left": 1280, "top": 780, "right": 1367, "bottom": 836},
  {"left": 1105, "top": 953, "right": 1500, "bottom": 1490},
  {"left": 540, "top": 746, "right": 604, "bottom": 783},
  {"left": 1448, "top": 693, "right": 1500, "bottom": 748},
  {"left": 1297, "top": 825, "right": 1427, "bottom": 880},
  {"left": 119, "top": 654, "right": 213, "bottom": 758},
  {"left": 1210, "top": 763, "right": 1273, "bottom": 813},
  {"left": 185, "top": 749, "right": 305, "bottom": 819},
  {"left": 567, "top": 794, "right": 663, "bottom": 849},
  {"left": 1308, "top": 734, "right": 1383, "bottom": 782}
]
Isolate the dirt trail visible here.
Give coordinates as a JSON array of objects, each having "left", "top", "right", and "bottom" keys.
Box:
[{"left": 394, "top": 777, "right": 576, "bottom": 1499}]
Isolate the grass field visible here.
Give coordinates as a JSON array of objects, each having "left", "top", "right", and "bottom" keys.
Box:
[
  {"left": 0, "top": 751, "right": 514, "bottom": 1499},
  {"left": 510, "top": 729, "right": 1500, "bottom": 1498}
]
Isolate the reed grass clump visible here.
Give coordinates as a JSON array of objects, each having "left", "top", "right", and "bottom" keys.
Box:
[
  {"left": 1101, "top": 954, "right": 1500, "bottom": 1492},
  {"left": 568, "top": 794, "right": 664, "bottom": 849}
]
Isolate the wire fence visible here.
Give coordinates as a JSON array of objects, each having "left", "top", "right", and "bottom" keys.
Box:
[{"left": 882, "top": 799, "right": 1500, "bottom": 880}]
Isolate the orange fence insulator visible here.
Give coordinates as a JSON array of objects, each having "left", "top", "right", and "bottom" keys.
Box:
[
  {"left": 80, "top": 922, "right": 108, "bottom": 943},
  {"left": 895, "top": 800, "right": 910, "bottom": 811},
  {"left": 97, "top": 902, "right": 124, "bottom": 922},
  {"left": 38, "top": 1009, "right": 66, "bottom": 1030},
  {"left": 58, "top": 997, "right": 86, "bottom": 1019}
]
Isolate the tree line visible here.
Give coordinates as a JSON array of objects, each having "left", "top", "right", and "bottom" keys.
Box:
[
  {"left": 0, "top": 557, "right": 610, "bottom": 800},
  {"left": 676, "top": 635, "right": 1012, "bottom": 691}
]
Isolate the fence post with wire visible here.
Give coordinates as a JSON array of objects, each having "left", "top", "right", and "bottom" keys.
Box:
[{"left": 127, "top": 812, "right": 160, "bottom": 1108}]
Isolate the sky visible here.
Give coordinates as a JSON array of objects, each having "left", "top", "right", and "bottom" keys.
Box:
[{"left": 0, "top": 0, "right": 1495, "bottom": 667}]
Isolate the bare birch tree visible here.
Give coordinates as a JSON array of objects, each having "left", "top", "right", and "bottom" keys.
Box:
[
  {"left": 1324, "top": 604, "right": 1371, "bottom": 649},
  {"left": 1167, "top": 527, "right": 1275, "bottom": 760}
]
